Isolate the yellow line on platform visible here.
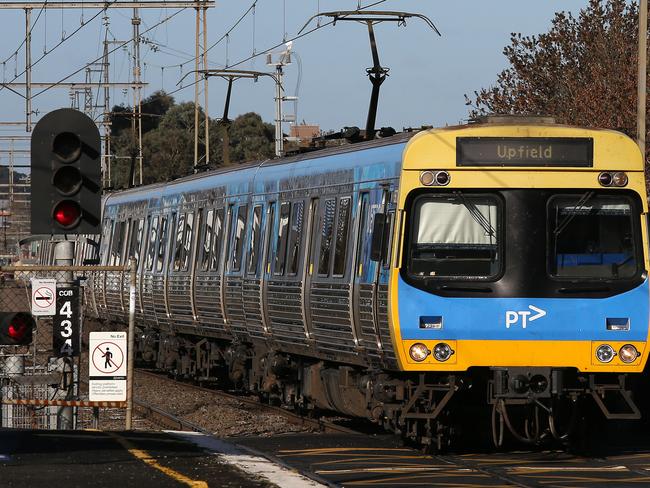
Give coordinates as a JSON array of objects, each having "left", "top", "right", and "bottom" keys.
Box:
[{"left": 108, "top": 433, "right": 208, "bottom": 488}]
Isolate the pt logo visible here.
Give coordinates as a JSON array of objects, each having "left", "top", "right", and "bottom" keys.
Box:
[{"left": 505, "top": 305, "right": 546, "bottom": 329}]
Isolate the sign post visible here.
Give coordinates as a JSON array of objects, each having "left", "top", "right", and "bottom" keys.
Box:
[{"left": 89, "top": 331, "right": 127, "bottom": 402}]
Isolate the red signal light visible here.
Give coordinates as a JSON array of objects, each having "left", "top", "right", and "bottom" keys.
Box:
[
  {"left": 53, "top": 200, "right": 82, "bottom": 229},
  {"left": 0, "top": 312, "right": 34, "bottom": 345},
  {"left": 8, "top": 316, "right": 27, "bottom": 340}
]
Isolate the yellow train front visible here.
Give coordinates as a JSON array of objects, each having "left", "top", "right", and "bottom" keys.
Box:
[{"left": 389, "top": 116, "right": 649, "bottom": 444}]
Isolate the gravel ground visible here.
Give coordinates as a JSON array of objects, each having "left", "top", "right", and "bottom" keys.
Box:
[{"left": 133, "top": 371, "right": 313, "bottom": 437}]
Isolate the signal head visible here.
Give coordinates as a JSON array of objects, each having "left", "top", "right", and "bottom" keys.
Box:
[{"left": 0, "top": 312, "right": 35, "bottom": 346}]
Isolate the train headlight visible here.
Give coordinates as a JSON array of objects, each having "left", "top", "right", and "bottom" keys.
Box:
[
  {"left": 598, "top": 171, "right": 628, "bottom": 187},
  {"left": 612, "top": 172, "right": 628, "bottom": 187},
  {"left": 619, "top": 344, "right": 639, "bottom": 363},
  {"left": 409, "top": 343, "right": 430, "bottom": 362},
  {"left": 420, "top": 171, "right": 435, "bottom": 186},
  {"left": 433, "top": 342, "right": 454, "bottom": 362},
  {"left": 596, "top": 344, "right": 615, "bottom": 363}
]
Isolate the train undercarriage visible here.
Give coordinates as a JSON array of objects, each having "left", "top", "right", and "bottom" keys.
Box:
[{"left": 136, "top": 329, "right": 643, "bottom": 451}]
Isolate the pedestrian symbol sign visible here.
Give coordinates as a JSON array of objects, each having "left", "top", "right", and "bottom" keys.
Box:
[
  {"left": 30, "top": 278, "right": 57, "bottom": 316},
  {"left": 89, "top": 331, "right": 127, "bottom": 401}
]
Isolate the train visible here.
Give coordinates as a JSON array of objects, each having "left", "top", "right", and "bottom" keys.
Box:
[{"left": 44, "top": 115, "right": 650, "bottom": 448}]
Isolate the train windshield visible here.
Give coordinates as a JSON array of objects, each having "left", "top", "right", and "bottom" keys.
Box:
[
  {"left": 549, "top": 194, "right": 638, "bottom": 279},
  {"left": 407, "top": 194, "right": 501, "bottom": 279}
]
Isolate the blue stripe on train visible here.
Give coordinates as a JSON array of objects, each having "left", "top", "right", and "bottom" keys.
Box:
[{"left": 398, "top": 276, "right": 649, "bottom": 341}]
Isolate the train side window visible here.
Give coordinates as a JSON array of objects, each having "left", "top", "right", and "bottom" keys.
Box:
[
  {"left": 156, "top": 216, "right": 169, "bottom": 272},
  {"left": 274, "top": 202, "right": 291, "bottom": 275},
  {"left": 173, "top": 213, "right": 186, "bottom": 271},
  {"left": 182, "top": 212, "right": 195, "bottom": 271},
  {"left": 146, "top": 216, "right": 159, "bottom": 271},
  {"left": 247, "top": 205, "right": 263, "bottom": 274},
  {"left": 333, "top": 197, "right": 351, "bottom": 277},
  {"left": 128, "top": 218, "right": 144, "bottom": 265},
  {"left": 382, "top": 210, "right": 394, "bottom": 268},
  {"left": 231, "top": 205, "right": 247, "bottom": 272},
  {"left": 99, "top": 219, "right": 113, "bottom": 265},
  {"left": 110, "top": 220, "right": 127, "bottom": 266},
  {"left": 211, "top": 209, "right": 224, "bottom": 271},
  {"left": 318, "top": 198, "right": 336, "bottom": 276},
  {"left": 287, "top": 201, "right": 304, "bottom": 276},
  {"left": 174, "top": 213, "right": 185, "bottom": 271},
  {"left": 201, "top": 209, "right": 214, "bottom": 271}
]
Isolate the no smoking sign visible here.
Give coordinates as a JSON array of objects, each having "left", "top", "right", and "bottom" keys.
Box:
[{"left": 30, "top": 278, "right": 57, "bottom": 316}]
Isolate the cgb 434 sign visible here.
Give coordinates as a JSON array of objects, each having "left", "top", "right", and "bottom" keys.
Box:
[{"left": 53, "top": 286, "right": 80, "bottom": 357}]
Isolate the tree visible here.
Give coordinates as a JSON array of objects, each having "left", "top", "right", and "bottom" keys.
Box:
[
  {"left": 110, "top": 90, "right": 175, "bottom": 137},
  {"left": 228, "top": 113, "right": 275, "bottom": 163},
  {"left": 466, "top": 0, "right": 641, "bottom": 138},
  {"left": 109, "top": 99, "right": 276, "bottom": 189}
]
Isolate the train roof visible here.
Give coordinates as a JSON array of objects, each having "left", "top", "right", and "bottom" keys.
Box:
[
  {"left": 104, "top": 130, "right": 416, "bottom": 206},
  {"left": 404, "top": 122, "right": 643, "bottom": 171}
]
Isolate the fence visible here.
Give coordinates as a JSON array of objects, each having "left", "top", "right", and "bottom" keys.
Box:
[{"left": 0, "top": 262, "right": 136, "bottom": 430}]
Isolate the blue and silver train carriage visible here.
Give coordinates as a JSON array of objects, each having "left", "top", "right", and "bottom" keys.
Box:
[{"left": 83, "top": 115, "right": 649, "bottom": 448}]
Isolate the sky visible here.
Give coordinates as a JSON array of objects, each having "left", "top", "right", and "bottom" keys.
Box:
[{"left": 0, "top": 0, "right": 592, "bottom": 145}]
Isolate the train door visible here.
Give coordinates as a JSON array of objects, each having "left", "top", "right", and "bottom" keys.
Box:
[
  {"left": 265, "top": 199, "right": 309, "bottom": 349},
  {"left": 223, "top": 202, "right": 249, "bottom": 338},
  {"left": 351, "top": 192, "right": 371, "bottom": 354},
  {"left": 372, "top": 187, "right": 397, "bottom": 368},
  {"left": 302, "top": 197, "right": 319, "bottom": 345},
  {"left": 242, "top": 203, "right": 266, "bottom": 340},
  {"left": 141, "top": 215, "right": 159, "bottom": 327},
  {"left": 308, "top": 195, "right": 359, "bottom": 359},
  {"left": 260, "top": 201, "right": 276, "bottom": 336},
  {"left": 152, "top": 213, "right": 172, "bottom": 328},
  {"left": 167, "top": 208, "right": 196, "bottom": 327},
  {"left": 194, "top": 205, "right": 228, "bottom": 334}
]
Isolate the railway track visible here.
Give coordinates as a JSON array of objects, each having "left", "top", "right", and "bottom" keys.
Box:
[
  {"left": 135, "top": 368, "right": 359, "bottom": 436},
  {"left": 133, "top": 369, "right": 650, "bottom": 488}
]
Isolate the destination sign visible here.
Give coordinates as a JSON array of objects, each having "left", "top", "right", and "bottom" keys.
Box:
[{"left": 456, "top": 137, "right": 593, "bottom": 167}]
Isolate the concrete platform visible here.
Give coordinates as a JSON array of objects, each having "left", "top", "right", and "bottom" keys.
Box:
[{"left": 0, "top": 428, "right": 323, "bottom": 488}]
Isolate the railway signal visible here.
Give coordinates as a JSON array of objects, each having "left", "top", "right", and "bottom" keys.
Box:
[
  {"left": 0, "top": 312, "right": 35, "bottom": 346},
  {"left": 30, "top": 108, "right": 102, "bottom": 234}
]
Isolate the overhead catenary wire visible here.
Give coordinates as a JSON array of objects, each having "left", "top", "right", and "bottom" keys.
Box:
[
  {"left": 0, "top": 0, "right": 49, "bottom": 66},
  {"left": 0, "top": 1, "right": 120, "bottom": 97},
  {"left": 32, "top": 7, "right": 186, "bottom": 99},
  {"left": 166, "top": 0, "right": 388, "bottom": 97}
]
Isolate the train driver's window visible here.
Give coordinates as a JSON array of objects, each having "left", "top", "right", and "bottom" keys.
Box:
[
  {"left": 333, "top": 197, "right": 351, "bottom": 277},
  {"left": 274, "top": 202, "right": 291, "bottom": 275},
  {"left": 318, "top": 199, "right": 337, "bottom": 276},
  {"left": 211, "top": 209, "right": 224, "bottom": 271},
  {"left": 231, "top": 205, "right": 247, "bottom": 272},
  {"left": 146, "top": 216, "right": 159, "bottom": 271},
  {"left": 156, "top": 216, "right": 169, "bottom": 272},
  {"left": 408, "top": 194, "right": 500, "bottom": 279},
  {"left": 182, "top": 212, "right": 195, "bottom": 271},
  {"left": 173, "top": 213, "right": 186, "bottom": 271},
  {"left": 287, "top": 201, "right": 304, "bottom": 276},
  {"left": 549, "top": 194, "right": 639, "bottom": 279},
  {"left": 201, "top": 209, "right": 214, "bottom": 271},
  {"left": 247, "top": 205, "right": 263, "bottom": 274}
]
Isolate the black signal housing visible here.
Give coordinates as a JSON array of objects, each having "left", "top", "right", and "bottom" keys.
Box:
[{"left": 31, "top": 108, "right": 101, "bottom": 234}]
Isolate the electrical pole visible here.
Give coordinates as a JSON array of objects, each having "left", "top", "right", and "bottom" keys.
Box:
[
  {"left": 132, "top": 3, "right": 143, "bottom": 186},
  {"left": 638, "top": 0, "right": 648, "bottom": 156},
  {"left": 25, "top": 8, "right": 32, "bottom": 132}
]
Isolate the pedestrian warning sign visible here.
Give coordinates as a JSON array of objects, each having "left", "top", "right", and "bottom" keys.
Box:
[
  {"left": 89, "top": 331, "right": 127, "bottom": 401},
  {"left": 30, "top": 278, "right": 57, "bottom": 316}
]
